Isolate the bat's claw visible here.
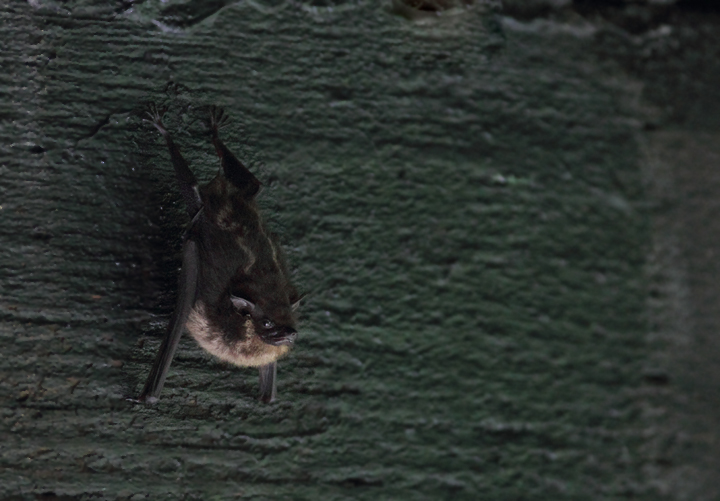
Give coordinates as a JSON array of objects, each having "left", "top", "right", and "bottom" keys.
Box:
[
  {"left": 126, "top": 395, "right": 159, "bottom": 405},
  {"left": 143, "top": 103, "right": 169, "bottom": 137},
  {"left": 207, "top": 105, "right": 230, "bottom": 137}
]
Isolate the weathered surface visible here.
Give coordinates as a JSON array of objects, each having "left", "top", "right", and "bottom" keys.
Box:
[{"left": 1, "top": 0, "right": 718, "bottom": 499}]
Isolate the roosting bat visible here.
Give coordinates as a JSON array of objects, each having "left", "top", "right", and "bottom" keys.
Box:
[{"left": 138, "top": 104, "right": 300, "bottom": 404}]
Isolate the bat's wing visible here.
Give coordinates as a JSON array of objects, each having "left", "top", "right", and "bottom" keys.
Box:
[
  {"left": 138, "top": 239, "right": 199, "bottom": 403},
  {"left": 258, "top": 361, "right": 277, "bottom": 403}
]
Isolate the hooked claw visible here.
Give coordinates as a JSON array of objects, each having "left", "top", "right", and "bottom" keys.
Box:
[
  {"left": 207, "top": 105, "right": 231, "bottom": 137},
  {"left": 143, "top": 103, "right": 169, "bottom": 137}
]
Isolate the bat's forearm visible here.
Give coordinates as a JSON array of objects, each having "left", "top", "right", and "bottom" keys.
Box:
[{"left": 138, "top": 240, "right": 199, "bottom": 402}]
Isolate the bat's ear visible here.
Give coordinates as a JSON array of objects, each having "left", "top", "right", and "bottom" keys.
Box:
[
  {"left": 291, "top": 292, "right": 308, "bottom": 312},
  {"left": 231, "top": 295, "right": 256, "bottom": 314}
]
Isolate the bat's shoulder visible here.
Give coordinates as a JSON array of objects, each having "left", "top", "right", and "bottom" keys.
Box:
[{"left": 200, "top": 176, "right": 253, "bottom": 206}]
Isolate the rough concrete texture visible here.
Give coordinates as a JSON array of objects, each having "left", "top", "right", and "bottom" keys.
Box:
[{"left": 1, "top": 0, "right": 719, "bottom": 499}]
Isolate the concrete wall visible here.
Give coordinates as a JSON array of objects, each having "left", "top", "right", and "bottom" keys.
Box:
[{"left": 1, "top": 0, "right": 718, "bottom": 499}]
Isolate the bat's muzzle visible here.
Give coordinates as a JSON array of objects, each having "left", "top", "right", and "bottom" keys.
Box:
[{"left": 262, "top": 327, "right": 298, "bottom": 346}]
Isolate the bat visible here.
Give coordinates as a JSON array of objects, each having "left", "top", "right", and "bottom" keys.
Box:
[{"left": 138, "top": 104, "right": 300, "bottom": 404}]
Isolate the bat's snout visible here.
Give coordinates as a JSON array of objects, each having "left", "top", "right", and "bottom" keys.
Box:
[{"left": 262, "top": 327, "right": 297, "bottom": 346}]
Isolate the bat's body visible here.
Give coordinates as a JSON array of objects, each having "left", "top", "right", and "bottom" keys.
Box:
[{"left": 139, "top": 106, "right": 299, "bottom": 403}]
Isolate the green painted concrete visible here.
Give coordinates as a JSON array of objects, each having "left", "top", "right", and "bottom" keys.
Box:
[{"left": 1, "top": 0, "right": 718, "bottom": 499}]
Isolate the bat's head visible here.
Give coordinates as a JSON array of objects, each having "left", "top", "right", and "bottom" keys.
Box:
[
  {"left": 229, "top": 296, "right": 298, "bottom": 347},
  {"left": 186, "top": 295, "right": 297, "bottom": 368}
]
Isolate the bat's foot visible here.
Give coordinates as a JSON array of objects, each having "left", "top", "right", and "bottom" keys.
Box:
[
  {"left": 143, "top": 103, "right": 169, "bottom": 137},
  {"left": 207, "top": 105, "right": 230, "bottom": 138},
  {"left": 259, "top": 393, "right": 275, "bottom": 404},
  {"left": 126, "top": 394, "right": 159, "bottom": 405}
]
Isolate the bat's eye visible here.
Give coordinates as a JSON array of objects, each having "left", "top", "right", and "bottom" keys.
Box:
[{"left": 261, "top": 319, "right": 275, "bottom": 329}]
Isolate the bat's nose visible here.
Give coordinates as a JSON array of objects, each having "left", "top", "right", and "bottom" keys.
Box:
[
  {"left": 285, "top": 328, "right": 298, "bottom": 344},
  {"left": 263, "top": 327, "right": 297, "bottom": 346}
]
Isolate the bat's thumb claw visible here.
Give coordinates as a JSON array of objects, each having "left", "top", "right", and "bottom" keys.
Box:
[{"left": 128, "top": 394, "right": 159, "bottom": 405}]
